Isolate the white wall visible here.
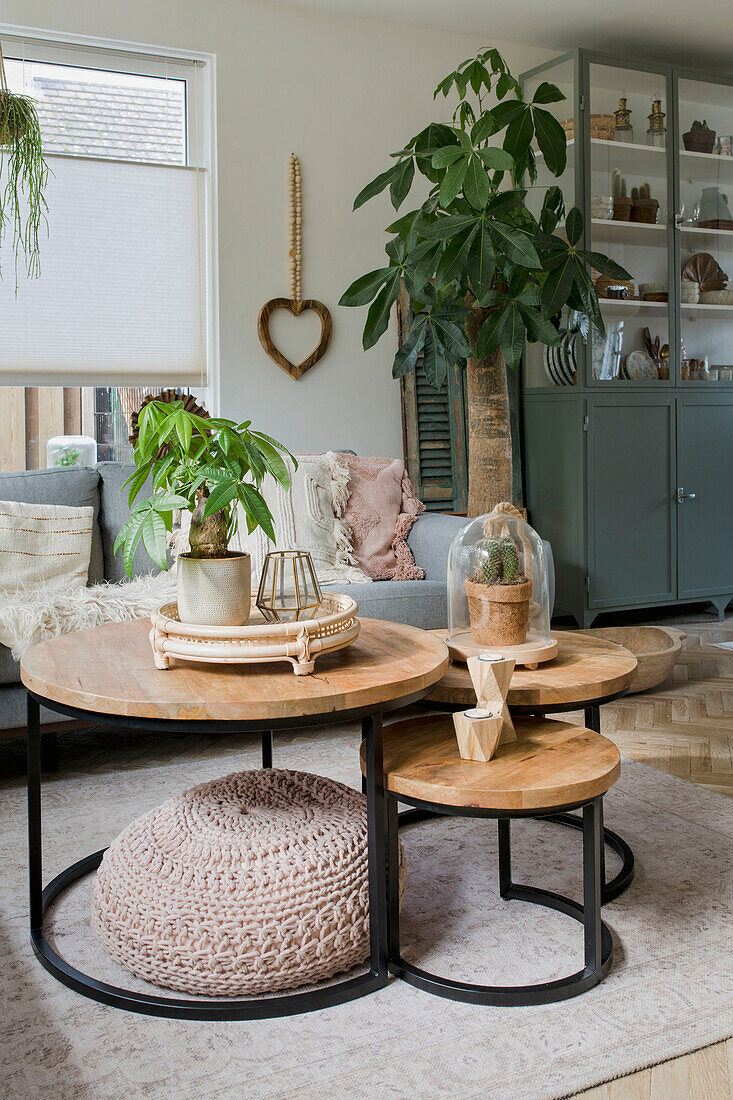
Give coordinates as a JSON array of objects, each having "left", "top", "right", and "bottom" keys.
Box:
[{"left": 3, "top": 0, "right": 551, "bottom": 455}]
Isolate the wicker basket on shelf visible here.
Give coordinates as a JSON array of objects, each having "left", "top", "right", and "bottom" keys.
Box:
[
  {"left": 562, "top": 115, "right": 615, "bottom": 141},
  {"left": 594, "top": 275, "right": 636, "bottom": 299}
]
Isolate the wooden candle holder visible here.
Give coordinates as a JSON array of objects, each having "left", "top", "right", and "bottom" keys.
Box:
[
  {"left": 453, "top": 708, "right": 504, "bottom": 762},
  {"left": 466, "top": 653, "right": 517, "bottom": 744}
]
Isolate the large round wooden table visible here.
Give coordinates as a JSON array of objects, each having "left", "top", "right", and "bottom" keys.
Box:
[
  {"left": 21, "top": 617, "right": 449, "bottom": 1021},
  {"left": 419, "top": 629, "right": 638, "bottom": 903}
]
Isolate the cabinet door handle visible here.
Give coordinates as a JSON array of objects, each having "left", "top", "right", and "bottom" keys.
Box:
[{"left": 677, "top": 487, "right": 697, "bottom": 503}]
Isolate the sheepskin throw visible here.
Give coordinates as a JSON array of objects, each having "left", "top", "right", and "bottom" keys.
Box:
[
  {"left": 92, "top": 769, "right": 403, "bottom": 996},
  {"left": 0, "top": 499, "right": 94, "bottom": 591},
  {"left": 337, "top": 456, "right": 425, "bottom": 581},
  {"left": 0, "top": 570, "right": 177, "bottom": 660},
  {"left": 229, "top": 452, "right": 369, "bottom": 589}
]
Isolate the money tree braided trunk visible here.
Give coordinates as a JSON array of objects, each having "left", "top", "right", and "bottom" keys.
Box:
[{"left": 465, "top": 307, "right": 513, "bottom": 516}]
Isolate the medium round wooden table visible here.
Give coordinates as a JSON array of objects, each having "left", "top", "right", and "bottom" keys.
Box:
[
  {"left": 21, "top": 617, "right": 448, "bottom": 1021},
  {"left": 418, "top": 629, "right": 638, "bottom": 902},
  {"left": 362, "top": 714, "right": 620, "bottom": 1006}
]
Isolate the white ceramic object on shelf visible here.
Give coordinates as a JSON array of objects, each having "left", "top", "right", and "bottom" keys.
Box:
[
  {"left": 176, "top": 553, "right": 252, "bottom": 627},
  {"left": 150, "top": 592, "right": 360, "bottom": 674},
  {"left": 699, "top": 288, "right": 733, "bottom": 305}
]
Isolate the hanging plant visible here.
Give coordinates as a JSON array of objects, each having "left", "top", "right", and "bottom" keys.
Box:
[{"left": 0, "top": 41, "right": 49, "bottom": 283}]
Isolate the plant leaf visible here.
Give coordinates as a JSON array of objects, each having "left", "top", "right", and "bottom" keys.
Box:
[
  {"left": 389, "top": 158, "right": 415, "bottom": 210},
  {"left": 142, "top": 509, "right": 169, "bottom": 571},
  {"left": 565, "top": 207, "right": 583, "bottom": 247},
  {"left": 478, "top": 146, "right": 515, "bottom": 171},
  {"left": 353, "top": 163, "right": 400, "bottom": 210},
  {"left": 532, "top": 81, "right": 565, "bottom": 105},
  {"left": 502, "top": 107, "right": 534, "bottom": 162},
  {"left": 490, "top": 222, "right": 541, "bottom": 269},
  {"left": 533, "top": 108, "right": 567, "bottom": 176},
  {"left": 421, "top": 213, "right": 479, "bottom": 240},
  {"left": 439, "top": 156, "right": 469, "bottom": 207},
  {"left": 339, "top": 267, "right": 393, "bottom": 307},
  {"left": 362, "top": 271, "right": 401, "bottom": 349},
  {"left": 464, "top": 155, "right": 490, "bottom": 209},
  {"left": 466, "top": 221, "right": 496, "bottom": 295},
  {"left": 238, "top": 483, "right": 276, "bottom": 543},
  {"left": 392, "top": 314, "right": 427, "bottom": 378},
  {"left": 580, "top": 250, "right": 632, "bottom": 280}
]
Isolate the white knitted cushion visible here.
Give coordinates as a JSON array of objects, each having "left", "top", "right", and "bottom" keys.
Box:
[
  {"left": 92, "top": 769, "right": 396, "bottom": 997},
  {"left": 0, "top": 498, "right": 93, "bottom": 591}
]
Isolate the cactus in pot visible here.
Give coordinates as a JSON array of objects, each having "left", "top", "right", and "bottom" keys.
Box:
[{"left": 465, "top": 533, "right": 531, "bottom": 647}]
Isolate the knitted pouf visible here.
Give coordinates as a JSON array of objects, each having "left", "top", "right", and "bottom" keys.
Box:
[{"left": 92, "top": 768, "right": 396, "bottom": 997}]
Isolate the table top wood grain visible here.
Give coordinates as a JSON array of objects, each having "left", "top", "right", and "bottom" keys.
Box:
[
  {"left": 427, "top": 630, "right": 637, "bottom": 708},
  {"left": 21, "top": 617, "right": 449, "bottom": 723},
  {"left": 361, "top": 713, "right": 621, "bottom": 811}
]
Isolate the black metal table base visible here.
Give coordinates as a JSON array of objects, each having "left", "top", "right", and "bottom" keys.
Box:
[
  {"left": 387, "top": 797, "right": 613, "bottom": 1007},
  {"left": 26, "top": 694, "right": 412, "bottom": 1020}
]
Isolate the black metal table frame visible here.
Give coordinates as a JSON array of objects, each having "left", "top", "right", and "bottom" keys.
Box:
[
  {"left": 26, "top": 684, "right": 431, "bottom": 1022},
  {"left": 384, "top": 790, "right": 613, "bottom": 1007},
  {"left": 420, "top": 691, "right": 634, "bottom": 904}
]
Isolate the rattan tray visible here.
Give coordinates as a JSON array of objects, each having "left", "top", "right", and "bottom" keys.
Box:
[{"left": 150, "top": 592, "right": 360, "bottom": 675}]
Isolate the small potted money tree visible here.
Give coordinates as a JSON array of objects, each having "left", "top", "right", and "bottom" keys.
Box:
[{"left": 115, "top": 400, "right": 293, "bottom": 626}]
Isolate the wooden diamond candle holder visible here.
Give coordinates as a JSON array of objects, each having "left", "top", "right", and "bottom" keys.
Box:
[
  {"left": 453, "top": 708, "right": 504, "bottom": 762},
  {"left": 467, "top": 652, "right": 517, "bottom": 746}
]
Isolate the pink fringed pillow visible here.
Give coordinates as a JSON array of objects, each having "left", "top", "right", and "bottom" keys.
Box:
[{"left": 338, "top": 455, "right": 425, "bottom": 581}]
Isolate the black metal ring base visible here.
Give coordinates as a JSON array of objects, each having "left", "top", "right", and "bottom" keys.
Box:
[
  {"left": 389, "top": 883, "right": 613, "bottom": 1007},
  {"left": 397, "top": 808, "right": 634, "bottom": 905},
  {"left": 31, "top": 849, "right": 386, "bottom": 1021}
]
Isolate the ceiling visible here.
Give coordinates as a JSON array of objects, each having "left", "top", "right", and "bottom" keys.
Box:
[{"left": 278, "top": 0, "right": 733, "bottom": 73}]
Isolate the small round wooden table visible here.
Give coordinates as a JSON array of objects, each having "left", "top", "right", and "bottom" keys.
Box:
[
  {"left": 361, "top": 713, "right": 620, "bottom": 1006},
  {"left": 420, "top": 630, "right": 638, "bottom": 902},
  {"left": 21, "top": 617, "right": 448, "bottom": 1021}
]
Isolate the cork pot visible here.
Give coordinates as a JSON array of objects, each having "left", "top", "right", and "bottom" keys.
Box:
[
  {"left": 177, "top": 552, "right": 251, "bottom": 627},
  {"left": 465, "top": 578, "right": 531, "bottom": 647}
]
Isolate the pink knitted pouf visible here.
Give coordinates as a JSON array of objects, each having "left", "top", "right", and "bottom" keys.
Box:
[{"left": 92, "top": 768, "right": 393, "bottom": 997}]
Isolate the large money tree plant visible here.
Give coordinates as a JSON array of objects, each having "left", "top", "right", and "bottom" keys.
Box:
[{"left": 340, "top": 48, "right": 629, "bottom": 514}]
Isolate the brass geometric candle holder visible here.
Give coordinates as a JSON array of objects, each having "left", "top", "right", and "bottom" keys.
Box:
[{"left": 256, "top": 550, "right": 322, "bottom": 623}]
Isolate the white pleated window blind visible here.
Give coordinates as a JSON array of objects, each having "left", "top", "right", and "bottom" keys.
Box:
[{"left": 0, "top": 153, "right": 207, "bottom": 387}]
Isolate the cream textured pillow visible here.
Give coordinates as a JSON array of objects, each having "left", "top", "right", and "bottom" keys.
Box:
[
  {"left": 230, "top": 453, "right": 370, "bottom": 591},
  {"left": 0, "top": 499, "right": 94, "bottom": 591}
]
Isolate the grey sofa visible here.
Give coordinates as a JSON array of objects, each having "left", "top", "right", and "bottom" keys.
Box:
[{"left": 0, "top": 462, "right": 554, "bottom": 737}]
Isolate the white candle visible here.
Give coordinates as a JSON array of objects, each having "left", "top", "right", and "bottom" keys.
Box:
[
  {"left": 478, "top": 652, "right": 506, "bottom": 663},
  {"left": 464, "top": 708, "right": 496, "bottom": 720}
]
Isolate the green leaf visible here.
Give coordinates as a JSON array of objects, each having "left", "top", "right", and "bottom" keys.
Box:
[
  {"left": 490, "top": 222, "right": 541, "bottom": 269},
  {"left": 362, "top": 271, "right": 401, "bottom": 349},
  {"left": 122, "top": 514, "right": 147, "bottom": 578},
  {"left": 539, "top": 186, "right": 565, "bottom": 234},
  {"left": 439, "top": 156, "right": 469, "bottom": 207},
  {"left": 541, "top": 256, "right": 575, "bottom": 315},
  {"left": 203, "top": 480, "right": 239, "bottom": 517},
  {"left": 431, "top": 146, "right": 464, "bottom": 169},
  {"left": 152, "top": 492, "right": 189, "bottom": 511},
  {"left": 390, "top": 158, "right": 415, "bottom": 210},
  {"left": 435, "top": 227, "right": 476, "bottom": 289},
  {"left": 503, "top": 107, "right": 534, "bottom": 163},
  {"left": 471, "top": 113, "right": 499, "bottom": 145},
  {"left": 497, "top": 302, "right": 526, "bottom": 370},
  {"left": 565, "top": 207, "right": 583, "bottom": 246},
  {"left": 421, "top": 213, "right": 479, "bottom": 240},
  {"left": 238, "top": 483, "right": 276, "bottom": 543},
  {"left": 392, "top": 314, "right": 427, "bottom": 378},
  {"left": 432, "top": 316, "right": 471, "bottom": 359},
  {"left": 533, "top": 108, "right": 567, "bottom": 176},
  {"left": 476, "top": 308, "right": 504, "bottom": 358},
  {"left": 519, "top": 305, "right": 562, "bottom": 345},
  {"left": 571, "top": 260, "right": 604, "bottom": 331},
  {"left": 141, "top": 510, "right": 169, "bottom": 572},
  {"left": 339, "top": 267, "right": 393, "bottom": 307},
  {"left": 125, "top": 463, "right": 152, "bottom": 506},
  {"left": 353, "top": 163, "right": 400, "bottom": 210},
  {"left": 532, "top": 81, "right": 565, "bottom": 105},
  {"left": 466, "top": 222, "right": 496, "bottom": 295},
  {"left": 464, "top": 156, "right": 490, "bottom": 210},
  {"left": 580, "top": 250, "right": 631, "bottom": 280},
  {"left": 478, "top": 146, "right": 515, "bottom": 171},
  {"left": 491, "top": 100, "right": 525, "bottom": 130},
  {"left": 252, "top": 436, "right": 292, "bottom": 489},
  {"left": 421, "top": 327, "right": 447, "bottom": 389}
]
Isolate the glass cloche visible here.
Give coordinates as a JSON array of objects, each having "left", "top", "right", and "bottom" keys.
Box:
[{"left": 447, "top": 504, "right": 557, "bottom": 668}]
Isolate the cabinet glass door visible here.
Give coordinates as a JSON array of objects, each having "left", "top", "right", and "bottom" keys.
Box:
[
  {"left": 678, "top": 77, "right": 733, "bottom": 386},
  {"left": 521, "top": 57, "right": 576, "bottom": 392},
  {"left": 587, "top": 63, "right": 672, "bottom": 384}
]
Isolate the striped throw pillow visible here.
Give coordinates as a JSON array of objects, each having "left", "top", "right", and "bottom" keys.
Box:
[{"left": 0, "top": 499, "right": 94, "bottom": 591}]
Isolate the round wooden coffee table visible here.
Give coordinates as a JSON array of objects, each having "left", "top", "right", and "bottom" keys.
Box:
[
  {"left": 362, "top": 713, "right": 620, "bottom": 1006},
  {"left": 21, "top": 617, "right": 448, "bottom": 1021},
  {"left": 416, "top": 629, "right": 638, "bottom": 902}
]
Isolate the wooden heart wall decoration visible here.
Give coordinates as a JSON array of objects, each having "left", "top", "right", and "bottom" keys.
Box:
[{"left": 258, "top": 155, "right": 333, "bottom": 381}]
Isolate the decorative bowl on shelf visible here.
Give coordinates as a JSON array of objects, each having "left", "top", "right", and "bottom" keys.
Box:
[
  {"left": 639, "top": 283, "right": 668, "bottom": 302},
  {"left": 699, "top": 288, "right": 733, "bottom": 305},
  {"left": 681, "top": 282, "right": 700, "bottom": 304}
]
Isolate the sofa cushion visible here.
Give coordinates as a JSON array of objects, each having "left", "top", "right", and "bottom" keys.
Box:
[
  {"left": 322, "top": 579, "right": 448, "bottom": 631},
  {"left": 97, "top": 461, "right": 157, "bottom": 583},
  {"left": 0, "top": 646, "right": 19, "bottom": 686},
  {"left": 0, "top": 466, "right": 103, "bottom": 584}
]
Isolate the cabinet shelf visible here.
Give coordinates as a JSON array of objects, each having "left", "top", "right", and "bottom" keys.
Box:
[
  {"left": 680, "top": 225, "right": 733, "bottom": 241},
  {"left": 590, "top": 218, "right": 667, "bottom": 245},
  {"left": 680, "top": 150, "right": 733, "bottom": 183},
  {"left": 599, "top": 298, "right": 667, "bottom": 311}
]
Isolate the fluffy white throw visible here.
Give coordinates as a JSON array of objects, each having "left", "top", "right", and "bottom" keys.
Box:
[{"left": 0, "top": 571, "right": 177, "bottom": 660}]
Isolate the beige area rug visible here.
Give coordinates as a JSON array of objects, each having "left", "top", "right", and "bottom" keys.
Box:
[{"left": 1, "top": 723, "right": 731, "bottom": 1100}]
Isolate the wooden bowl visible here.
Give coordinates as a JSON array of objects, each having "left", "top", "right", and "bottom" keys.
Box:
[{"left": 577, "top": 626, "right": 686, "bottom": 694}]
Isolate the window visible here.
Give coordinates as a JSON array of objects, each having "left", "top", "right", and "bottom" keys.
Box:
[{"left": 0, "top": 35, "right": 214, "bottom": 472}]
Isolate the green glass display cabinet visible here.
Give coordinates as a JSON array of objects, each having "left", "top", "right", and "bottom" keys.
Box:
[{"left": 521, "top": 50, "right": 733, "bottom": 626}]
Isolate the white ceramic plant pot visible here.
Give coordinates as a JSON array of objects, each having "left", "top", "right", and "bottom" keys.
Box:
[{"left": 176, "top": 552, "right": 251, "bottom": 626}]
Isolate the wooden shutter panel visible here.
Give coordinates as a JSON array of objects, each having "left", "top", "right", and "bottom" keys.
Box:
[{"left": 398, "top": 287, "right": 468, "bottom": 513}]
